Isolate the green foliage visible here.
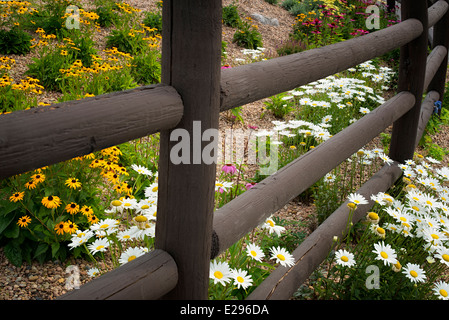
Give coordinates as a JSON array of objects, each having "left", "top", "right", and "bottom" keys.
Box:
[
  {"left": 222, "top": 2, "right": 242, "bottom": 28},
  {"left": 0, "top": 151, "right": 114, "bottom": 266},
  {"left": 26, "top": 46, "right": 71, "bottom": 92},
  {"left": 95, "top": 5, "right": 119, "bottom": 28},
  {"left": 276, "top": 39, "right": 306, "bottom": 56},
  {"left": 264, "top": 92, "right": 294, "bottom": 118},
  {"left": 106, "top": 28, "right": 146, "bottom": 55},
  {"left": 0, "top": 27, "right": 32, "bottom": 55},
  {"left": 233, "top": 17, "right": 263, "bottom": 50},
  {"left": 142, "top": 11, "right": 162, "bottom": 34},
  {"left": 130, "top": 49, "right": 161, "bottom": 85}
]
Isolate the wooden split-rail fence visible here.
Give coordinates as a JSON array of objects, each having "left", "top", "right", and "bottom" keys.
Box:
[{"left": 1, "top": 0, "right": 448, "bottom": 300}]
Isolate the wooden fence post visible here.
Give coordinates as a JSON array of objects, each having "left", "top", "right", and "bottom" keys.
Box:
[
  {"left": 155, "top": 0, "right": 222, "bottom": 299},
  {"left": 389, "top": 0, "right": 428, "bottom": 163},
  {"left": 427, "top": 0, "right": 449, "bottom": 105}
]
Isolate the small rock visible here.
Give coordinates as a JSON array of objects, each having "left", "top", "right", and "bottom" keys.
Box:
[
  {"left": 29, "top": 275, "right": 39, "bottom": 281},
  {"left": 250, "top": 13, "right": 279, "bottom": 27}
]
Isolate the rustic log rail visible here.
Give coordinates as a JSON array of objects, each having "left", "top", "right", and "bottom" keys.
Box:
[{"left": 0, "top": 0, "right": 446, "bottom": 300}]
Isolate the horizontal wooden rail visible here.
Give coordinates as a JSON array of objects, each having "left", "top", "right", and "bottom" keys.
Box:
[
  {"left": 247, "top": 162, "right": 403, "bottom": 299},
  {"left": 424, "top": 45, "right": 448, "bottom": 91},
  {"left": 220, "top": 18, "right": 423, "bottom": 111},
  {"left": 247, "top": 90, "right": 440, "bottom": 300},
  {"left": 428, "top": 0, "right": 449, "bottom": 27},
  {"left": 58, "top": 249, "right": 178, "bottom": 300},
  {"left": 210, "top": 91, "right": 416, "bottom": 259},
  {"left": 0, "top": 84, "right": 183, "bottom": 179}
]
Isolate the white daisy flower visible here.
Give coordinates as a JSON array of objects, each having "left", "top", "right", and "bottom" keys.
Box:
[
  {"left": 334, "top": 249, "right": 356, "bottom": 267},
  {"left": 119, "top": 247, "right": 145, "bottom": 265},
  {"left": 231, "top": 268, "right": 253, "bottom": 289},
  {"left": 433, "top": 281, "right": 449, "bottom": 300},
  {"left": 210, "top": 260, "right": 232, "bottom": 285},
  {"left": 246, "top": 242, "right": 265, "bottom": 262},
  {"left": 373, "top": 241, "right": 397, "bottom": 266},
  {"left": 270, "top": 246, "right": 295, "bottom": 267},
  {"left": 402, "top": 263, "right": 426, "bottom": 283}
]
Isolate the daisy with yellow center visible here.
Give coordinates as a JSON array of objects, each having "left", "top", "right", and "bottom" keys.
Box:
[
  {"left": 210, "top": 260, "right": 232, "bottom": 286},
  {"left": 372, "top": 241, "right": 397, "bottom": 266},
  {"left": 246, "top": 242, "right": 264, "bottom": 262},
  {"left": 402, "top": 263, "right": 426, "bottom": 283},
  {"left": 270, "top": 246, "right": 295, "bottom": 267},
  {"left": 335, "top": 249, "right": 356, "bottom": 267},
  {"left": 433, "top": 281, "right": 449, "bottom": 300}
]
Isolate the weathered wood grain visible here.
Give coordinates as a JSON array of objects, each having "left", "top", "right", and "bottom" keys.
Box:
[
  {"left": 155, "top": 0, "right": 222, "bottom": 300},
  {"left": 58, "top": 249, "right": 177, "bottom": 300},
  {"left": 220, "top": 18, "right": 422, "bottom": 112},
  {"left": 211, "top": 92, "right": 415, "bottom": 259},
  {"left": 0, "top": 84, "right": 183, "bottom": 179},
  {"left": 247, "top": 163, "right": 403, "bottom": 300},
  {"left": 389, "top": 0, "right": 429, "bottom": 163},
  {"left": 424, "top": 45, "right": 448, "bottom": 91}
]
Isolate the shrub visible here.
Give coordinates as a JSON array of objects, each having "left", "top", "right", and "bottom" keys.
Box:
[
  {"left": 222, "top": 3, "right": 241, "bottom": 28},
  {"left": 0, "top": 28, "right": 32, "bottom": 55},
  {"left": 233, "top": 17, "right": 263, "bottom": 50},
  {"left": 142, "top": 11, "right": 162, "bottom": 34},
  {"left": 131, "top": 49, "right": 161, "bottom": 85},
  {"left": 0, "top": 148, "right": 124, "bottom": 266}
]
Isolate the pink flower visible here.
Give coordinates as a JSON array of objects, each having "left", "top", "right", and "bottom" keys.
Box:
[
  {"left": 246, "top": 182, "right": 257, "bottom": 190},
  {"left": 222, "top": 164, "right": 237, "bottom": 175}
]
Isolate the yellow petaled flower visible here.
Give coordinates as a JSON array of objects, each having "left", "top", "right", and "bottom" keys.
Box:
[
  {"left": 42, "top": 195, "right": 61, "bottom": 209},
  {"left": 65, "top": 202, "right": 80, "bottom": 215},
  {"left": 17, "top": 215, "right": 31, "bottom": 228},
  {"left": 9, "top": 191, "right": 25, "bottom": 202},
  {"left": 54, "top": 221, "right": 65, "bottom": 235},
  {"left": 63, "top": 220, "right": 78, "bottom": 234},
  {"left": 24, "top": 181, "right": 37, "bottom": 190},
  {"left": 65, "top": 177, "right": 82, "bottom": 189},
  {"left": 81, "top": 205, "right": 94, "bottom": 216},
  {"left": 31, "top": 173, "right": 45, "bottom": 184},
  {"left": 88, "top": 214, "right": 99, "bottom": 224},
  {"left": 60, "top": 49, "right": 68, "bottom": 56}
]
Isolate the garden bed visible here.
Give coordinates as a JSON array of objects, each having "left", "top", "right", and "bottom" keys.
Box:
[{"left": 1, "top": 0, "right": 449, "bottom": 300}]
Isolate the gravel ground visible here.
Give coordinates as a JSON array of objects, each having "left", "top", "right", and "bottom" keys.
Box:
[{"left": 1, "top": 0, "right": 447, "bottom": 300}]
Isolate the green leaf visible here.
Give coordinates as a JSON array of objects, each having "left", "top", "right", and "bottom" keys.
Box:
[
  {"left": 0, "top": 206, "right": 16, "bottom": 234},
  {"left": 33, "top": 243, "right": 49, "bottom": 259},
  {"left": 4, "top": 241, "right": 22, "bottom": 267},
  {"left": 51, "top": 242, "right": 60, "bottom": 258},
  {"left": 4, "top": 221, "right": 20, "bottom": 238}
]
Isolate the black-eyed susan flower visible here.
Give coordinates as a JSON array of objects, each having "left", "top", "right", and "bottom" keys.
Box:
[
  {"left": 65, "top": 177, "right": 82, "bottom": 189},
  {"left": 24, "top": 180, "right": 37, "bottom": 190},
  {"left": 65, "top": 202, "right": 79, "bottom": 215},
  {"left": 9, "top": 191, "right": 25, "bottom": 202},
  {"left": 31, "top": 173, "right": 45, "bottom": 184},
  {"left": 88, "top": 214, "right": 99, "bottom": 224},
  {"left": 42, "top": 195, "right": 61, "bottom": 209},
  {"left": 81, "top": 205, "right": 94, "bottom": 216},
  {"left": 17, "top": 215, "right": 31, "bottom": 227},
  {"left": 54, "top": 221, "right": 65, "bottom": 235},
  {"left": 63, "top": 220, "right": 78, "bottom": 234}
]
